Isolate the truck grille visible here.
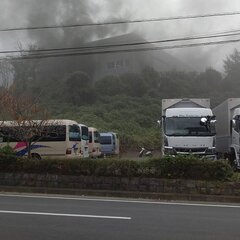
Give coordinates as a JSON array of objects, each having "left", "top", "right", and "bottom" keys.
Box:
[{"left": 174, "top": 148, "right": 207, "bottom": 153}]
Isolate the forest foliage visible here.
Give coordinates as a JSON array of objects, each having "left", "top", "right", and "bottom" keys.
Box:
[{"left": 4, "top": 49, "right": 240, "bottom": 151}]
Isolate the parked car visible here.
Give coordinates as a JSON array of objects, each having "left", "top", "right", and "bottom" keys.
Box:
[{"left": 99, "top": 132, "right": 119, "bottom": 157}]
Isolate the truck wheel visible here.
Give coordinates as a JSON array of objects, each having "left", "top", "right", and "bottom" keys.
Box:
[{"left": 229, "top": 150, "right": 237, "bottom": 171}]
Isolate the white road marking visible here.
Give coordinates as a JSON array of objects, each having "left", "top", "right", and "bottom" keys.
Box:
[
  {"left": 0, "top": 193, "right": 240, "bottom": 209},
  {"left": 0, "top": 210, "right": 131, "bottom": 220}
]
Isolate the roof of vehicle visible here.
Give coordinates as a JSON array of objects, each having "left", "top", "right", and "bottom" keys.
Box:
[
  {"left": 165, "top": 108, "right": 213, "bottom": 117},
  {"left": 0, "top": 119, "right": 79, "bottom": 127}
]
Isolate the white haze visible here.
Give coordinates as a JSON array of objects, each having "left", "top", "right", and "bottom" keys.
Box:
[{"left": 0, "top": 0, "right": 240, "bottom": 72}]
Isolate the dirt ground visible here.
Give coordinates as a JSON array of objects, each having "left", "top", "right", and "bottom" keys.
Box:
[{"left": 120, "top": 150, "right": 161, "bottom": 160}]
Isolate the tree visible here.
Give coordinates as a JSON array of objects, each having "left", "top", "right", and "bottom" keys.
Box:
[
  {"left": 10, "top": 44, "right": 40, "bottom": 95},
  {"left": 95, "top": 76, "right": 123, "bottom": 97},
  {"left": 195, "top": 68, "right": 223, "bottom": 95},
  {"left": 158, "top": 71, "right": 194, "bottom": 98},
  {"left": 64, "top": 71, "right": 96, "bottom": 105},
  {"left": 223, "top": 49, "right": 240, "bottom": 92},
  {"left": 141, "top": 67, "right": 159, "bottom": 89},
  {"left": 0, "top": 60, "right": 13, "bottom": 88},
  {"left": 224, "top": 49, "right": 240, "bottom": 76},
  {"left": 121, "top": 73, "right": 147, "bottom": 97},
  {"left": 0, "top": 87, "right": 58, "bottom": 159}
]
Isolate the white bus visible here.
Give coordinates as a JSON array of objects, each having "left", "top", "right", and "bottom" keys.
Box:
[
  {"left": 78, "top": 123, "right": 89, "bottom": 158},
  {"left": 88, "top": 127, "right": 101, "bottom": 158},
  {"left": 0, "top": 119, "right": 82, "bottom": 159}
]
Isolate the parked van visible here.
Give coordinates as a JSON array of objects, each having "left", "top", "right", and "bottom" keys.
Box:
[
  {"left": 100, "top": 132, "right": 120, "bottom": 157},
  {"left": 88, "top": 127, "right": 101, "bottom": 158}
]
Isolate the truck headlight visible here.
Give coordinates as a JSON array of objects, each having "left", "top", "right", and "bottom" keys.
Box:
[
  {"left": 164, "top": 146, "right": 176, "bottom": 155},
  {"left": 205, "top": 147, "right": 216, "bottom": 154}
]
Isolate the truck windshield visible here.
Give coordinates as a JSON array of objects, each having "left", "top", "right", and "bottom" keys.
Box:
[{"left": 164, "top": 117, "right": 216, "bottom": 136}]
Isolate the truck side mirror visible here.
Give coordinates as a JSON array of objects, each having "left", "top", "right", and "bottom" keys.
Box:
[
  {"left": 231, "top": 119, "right": 240, "bottom": 132},
  {"left": 157, "top": 120, "right": 161, "bottom": 127},
  {"left": 201, "top": 116, "right": 216, "bottom": 125}
]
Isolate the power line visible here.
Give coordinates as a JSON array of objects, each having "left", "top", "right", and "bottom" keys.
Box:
[
  {"left": 1, "top": 11, "right": 240, "bottom": 32},
  {"left": 6, "top": 37, "right": 240, "bottom": 60},
  {"left": 1, "top": 29, "right": 240, "bottom": 55}
]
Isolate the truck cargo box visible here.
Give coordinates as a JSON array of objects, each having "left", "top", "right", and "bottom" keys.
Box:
[
  {"left": 213, "top": 98, "right": 240, "bottom": 153},
  {"left": 162, "top": 98, "right": 210, "bottom": 116}
]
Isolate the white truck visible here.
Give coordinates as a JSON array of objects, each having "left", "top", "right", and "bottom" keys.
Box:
[
  {"left": 213, "top": 98, "right": 240, "bottom": 169},
  {"left": 160, "top": 98, "right": 216, "bottom": 158}
]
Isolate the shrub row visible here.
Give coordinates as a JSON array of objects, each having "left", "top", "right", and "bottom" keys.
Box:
[{"left": 0, "top": 155, "right": 233, "bottom": 181}]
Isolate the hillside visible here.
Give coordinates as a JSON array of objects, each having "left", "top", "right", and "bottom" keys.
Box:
[{"left": 6, "top": 49, "right": 240, "bottom": 151}]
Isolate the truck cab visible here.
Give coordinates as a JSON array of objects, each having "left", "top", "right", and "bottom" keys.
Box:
[
  {"left": 231, "top": 109, "right": 240, "bottom": 160},
  {"left": 161, "top": 99, "right": 216, "bottom": 159}
]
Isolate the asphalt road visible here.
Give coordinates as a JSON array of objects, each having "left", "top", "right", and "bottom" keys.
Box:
[{"left": 0, "top": 193, "right": 239, "bottom": 240}]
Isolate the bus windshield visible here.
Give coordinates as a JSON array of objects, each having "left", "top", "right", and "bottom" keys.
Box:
[
  {"left": 94, "top": 131, "right": 100, "bottom": 143},
  {"left": 164, "top": 117, "right": 216, "bottom": 136},
  {"left": 69, "top": 124, "right": 81, "bottom": 141},
  {"left": 81, "top": 126, "right": 89, "bottom": 141}
]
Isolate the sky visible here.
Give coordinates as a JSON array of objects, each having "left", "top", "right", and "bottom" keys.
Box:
[{"left": 1, "top": 0, "right": 240, "bottom": 72}]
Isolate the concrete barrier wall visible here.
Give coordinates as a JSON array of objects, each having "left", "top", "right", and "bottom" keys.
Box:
[{"left": 1, "top": 173, "right": 240, "bottom": 196}]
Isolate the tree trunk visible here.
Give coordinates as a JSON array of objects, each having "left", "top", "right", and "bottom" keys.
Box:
[{"left": 27, "top": 141, "right": 31, "bottom": 159}]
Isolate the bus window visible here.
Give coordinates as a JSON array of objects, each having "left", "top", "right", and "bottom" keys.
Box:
[
  {"left": 39, "top": 125, "right": 66, "bottom": 142},
  {"left": 89, "top": 132, "right": 93, "bottom": 143},
  {"left": 0, "top": 127, "right": 22, "bottom": 142}
]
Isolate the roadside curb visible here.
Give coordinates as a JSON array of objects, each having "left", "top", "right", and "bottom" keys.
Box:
[{"left": 1, "top": 186, "right": 240, "bottom": 203}]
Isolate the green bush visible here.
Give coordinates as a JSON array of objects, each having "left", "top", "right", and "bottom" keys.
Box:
[
  {"left": 148, "top": 155, "right": 233, "bottom": 180},
  {"left": 230, "top": 172, "right": 240, "bottom": 182},
  {"left": 0, "top": 145, "right": 15, "bottom": 156},
  {"left": 0, "top": 155, "right": 232, "bottom": 181},
  {"left": 0, "top": 154, "right": 18, "bottom": 172}
]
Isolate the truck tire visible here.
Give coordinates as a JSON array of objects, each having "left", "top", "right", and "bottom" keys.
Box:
[{"left": 229, "top": 149, "right": 237, "bottom": 171}]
